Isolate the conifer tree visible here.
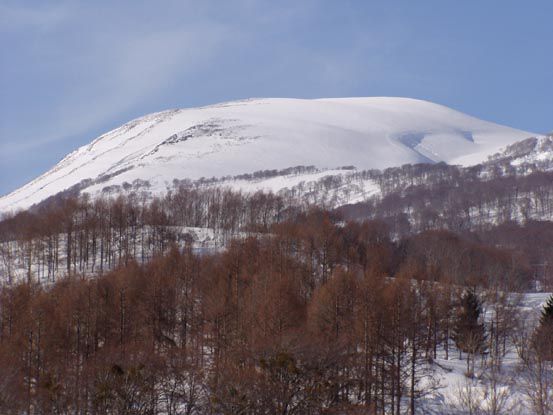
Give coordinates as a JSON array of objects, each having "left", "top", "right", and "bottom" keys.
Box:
[
  {"left": 452, "top": 289, "right": 487, "bottom": 374},
  {"left": 539, "top": 294, "right": 553, "bottom": 327},
  {"left": 534, "top": 294, "right": 553, "bottom": 360}
]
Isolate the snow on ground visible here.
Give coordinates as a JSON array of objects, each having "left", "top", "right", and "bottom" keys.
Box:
[
  {"left": 0, "top": 226, "right": 230, "bottom": 285},
  {"left": 422, "top": 292, "right": 552, "bottom": 414},
  {"left": 0, "top": 97, "right": 533, "bottom": 214},
  {"left": 213, "top": 168, "right": 381, "bottom": 207},
  {"left": 221, "top": 169, "right": 348, "bottom": 194}
]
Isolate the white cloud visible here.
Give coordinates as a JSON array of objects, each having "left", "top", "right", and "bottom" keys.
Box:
[{"left": 0, "top": 5, "right": 232, "bottom": 155}]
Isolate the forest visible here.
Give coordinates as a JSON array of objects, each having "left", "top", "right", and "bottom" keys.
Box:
[{"left": 0, "top": 186, "right": 553, "bottom": 413}]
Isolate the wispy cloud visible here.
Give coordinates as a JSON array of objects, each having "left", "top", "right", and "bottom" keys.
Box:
[
  {"left": 0, "top": 2, "right": 232, "bottom": 155},
  {"left": 0, "top": 2, "right": 70, "bottom": 31}
]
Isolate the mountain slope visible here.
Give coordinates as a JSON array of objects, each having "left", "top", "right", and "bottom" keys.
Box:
[{"left": 0, "top": 97, "right": 533, "bottom": 213}]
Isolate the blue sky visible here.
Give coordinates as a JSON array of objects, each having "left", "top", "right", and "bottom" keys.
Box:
[{"left": 1, "top": 0, "right": 552, "bottom": 196}]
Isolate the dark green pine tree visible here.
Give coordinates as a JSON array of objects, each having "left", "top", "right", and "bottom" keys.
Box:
[
  {"left": 535, "top": 294, "right": 553, "bottom": 360},
  {"left": 452, "top": 289, "right": 487, "bottom": 358},
  {"left": 539, "top": 294, "right": 553, "bottom": 326}
]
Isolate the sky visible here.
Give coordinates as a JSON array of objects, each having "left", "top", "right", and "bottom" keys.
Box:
[{"left": 1, "top": 0, "right": 552, "bottom": 197}]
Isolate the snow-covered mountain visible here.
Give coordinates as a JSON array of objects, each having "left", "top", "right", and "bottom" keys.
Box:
[{"left": 0, "top": 97, "right": 534, "bottom": 214}]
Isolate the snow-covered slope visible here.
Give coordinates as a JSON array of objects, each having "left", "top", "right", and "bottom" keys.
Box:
[
  {"left": 484, "top": 133, "right": 553, "bottom": 173},
  {"left": 0, "top": 97, "right": 533, "bottom": 213}
]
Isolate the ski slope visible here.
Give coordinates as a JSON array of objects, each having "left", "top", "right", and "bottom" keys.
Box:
[{"left": 0, "top": 97, "right": 533, "bottom": 214}]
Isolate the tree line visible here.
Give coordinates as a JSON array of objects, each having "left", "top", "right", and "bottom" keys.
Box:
[{"left": 2, "top": 174, "right": 550, "bottom": 289}]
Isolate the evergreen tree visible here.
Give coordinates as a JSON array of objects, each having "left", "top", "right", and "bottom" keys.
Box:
[
  {"left": 539, "top": 294, "right": 553, "bottom": 326},
  {"left": 452, "top": 289, "right": 487, "bottom": 373},
  {"left": 534, "top": 294, "right": 553, "bottom": 360}
]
